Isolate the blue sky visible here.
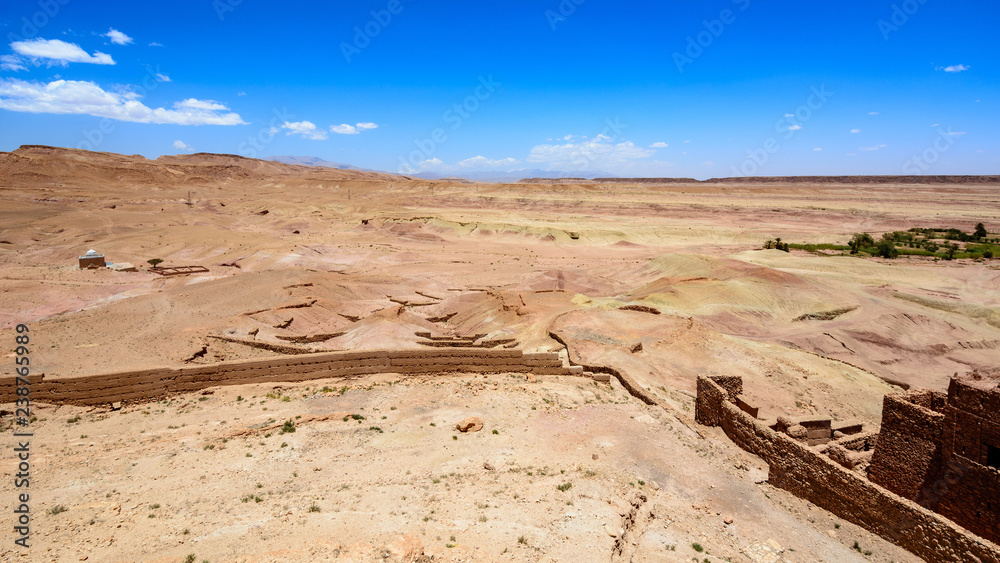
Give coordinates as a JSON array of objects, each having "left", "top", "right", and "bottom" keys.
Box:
[{"left": 0, "top": 0, "right": 997, "bottom": 179}]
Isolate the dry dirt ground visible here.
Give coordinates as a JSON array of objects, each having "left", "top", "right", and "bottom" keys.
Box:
[{"left": 2, "top": 145, "right": 999, "bottom": 562}]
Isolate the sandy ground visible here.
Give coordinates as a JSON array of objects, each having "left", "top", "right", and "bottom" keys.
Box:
[{"left": 1, "top": 145, "right": 998, "bottom": 561}]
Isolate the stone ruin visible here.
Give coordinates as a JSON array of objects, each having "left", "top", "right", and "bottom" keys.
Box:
[
  {"left": 868, "top": 369, "right": 1000, "bottom": 545},
  {"left": 695, "top": 373, "right": 1000, "bottom": 562}
]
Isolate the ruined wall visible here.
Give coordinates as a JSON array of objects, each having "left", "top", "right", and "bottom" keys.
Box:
[
  {"left": 696, "top": 376, "right": 1000, "bottom": 563},
  {"left": 868, "top": 391, "right": 945, "bottom": 500},
  {"left": 0, "top": 349, "right": 585, "bottom": 406},
  {"left": 936, "top": 378, "right": 1000, "bottom": 545}
]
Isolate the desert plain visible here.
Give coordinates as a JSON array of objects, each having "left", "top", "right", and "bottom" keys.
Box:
[{"left": 1, "top": 145, "right": 999, "bottom": 562}]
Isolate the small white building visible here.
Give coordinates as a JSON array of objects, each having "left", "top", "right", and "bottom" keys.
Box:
[{"left": 78, "top": 249, "right": 106, "bottom": 269}]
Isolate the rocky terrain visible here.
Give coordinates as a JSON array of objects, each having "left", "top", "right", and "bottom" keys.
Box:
[{"left": 1, "top": 145, "right": 998, "bottom": 562}]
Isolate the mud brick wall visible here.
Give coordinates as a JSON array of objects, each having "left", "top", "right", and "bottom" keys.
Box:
[
  {"left": 696, "top": 376, "right": 1000, "bottom": 563},
  {"left": 937, "top": 378, "right": 1000, "bottom": 545},
  {"left": 868, "top": 391, "right": 945, "bottom": 500},
  {"left": 0, "top": 349, "right": 582, "bottom": 406}
]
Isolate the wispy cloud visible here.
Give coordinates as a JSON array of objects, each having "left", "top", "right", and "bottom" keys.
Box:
[
  {"left": 650, "top": 142, "right": 669, "bottom": 148},
  {"left": 0, "top": 55, "right": 26, "bottom": 71},
  {"left": 788, "top": 124, "right": 802, "bottom": 131},
  {"left": 411, "top": 155, "right": 518, "bottom": 173},
  {"left": 859, "top": 144, "right": 887, "bottom": 151},
  {"left": 812, "top": 147, "right": 823, "bottom": 151},
  {"left": 149, "top": 42, "right": 164, "bottom": 47},
  {"left": 281, "top": 120, "right": 328, "bottom": 140},
  {"left": 527, "top": 136, "right": 653, "bottom": 170},
  {"left": 173, "top": 140, "right": 193, "bottom": 151},
  {"left": 937, "top": 64, "right": 969, "bottom": 73},
  {"left": 868, "top": 111, "right": 879, "bottom": 115},
  {"left": 0, "top": 78, "right": 247, "bottom": 125},
  {"left": 331, "top": 122, "right": 378, "bottom": 135},
  {"left": 102, "top": 28, "right": 133, "bottom": 46},
  {"left": 850, "top": 128, "right": 861, "bottom": 133},
  {"left": 10, "top": 38, "right": 115, "bottom": 66}
]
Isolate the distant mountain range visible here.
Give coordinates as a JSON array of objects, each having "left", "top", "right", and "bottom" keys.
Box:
[
  {"left": 407, "top": 169, "right": 619, "bottom": 183},
  {"left": 266, "top": 155, "right": 379, "bottom": 172},
  {"left": 265, "top": 156, "right": 617, "bottom": 183}
]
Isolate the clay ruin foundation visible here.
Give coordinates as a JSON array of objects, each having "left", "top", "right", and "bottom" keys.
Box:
[
  {"left": 868, "top": 370, "right": 1000, "bottom": 545},
  {"left": 696, "top": 374, "right": 1000, "bottom": 563}
]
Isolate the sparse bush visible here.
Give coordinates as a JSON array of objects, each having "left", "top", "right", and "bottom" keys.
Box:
[
  {"left": 280, "top": 420, "right": 296, "bottom": 434},
  {"left": 692, "top": 543, "right": 704, "bottom": 552},
  {"left": 518, "top": 535, "right": 527, "bottom": 545},
  {"left": 47, "top": 505, "right": 68, "bottom": 515},
  {"left": 557, "top": 482, "right": 572, "bottom": 492},
  {"left": 308, "top": 503, "right": 321, "bottom": 513}
]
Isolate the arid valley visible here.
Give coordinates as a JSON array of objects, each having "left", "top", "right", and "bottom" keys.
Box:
[{"left": 1, "top": 145, "right": 999, "bottom": 562}]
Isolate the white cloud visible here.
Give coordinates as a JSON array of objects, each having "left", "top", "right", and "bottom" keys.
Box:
[
  {"left": 149, "top": 42, "right": 165, "bottom": 47},
  {"left": 11, "top": 38, "right": 115, "bottom": 66},
  {"left": 945, "top": 130, "right": 966, "bottom": 136},
  {"left": 812, "top": 147, "right": 823, "bottom": 151},
  {"left": 868, "top": 111, "right": 879, "bottom": 115},
  {"left": 331, "top": 122, "right": 378, "bottom": 135},
  {"left": 237, "top": 91, "right": 247, "bottom": 96},
  {"left": 456, "top": 155, "right": 517, "bottom": 169},
  {"left": 0, "top": 55, "right": 26, "bottom": 71},
  {"left": 527, "top": 138, "right": 654, "bottom": 171},
  {"left": 173, "top": 140, "right": 192, "bottom": 151},
  {"left": 103, "top": 28, "right": 133, "bottom": 46},
  {"left": 850, "top": 128, "right": 861, "bottom": 133},
  {"left": 331, "top": 124, "right": 358, "bottom": 134},
  {"left": 176, "top": 98, "right": 229, "bottom": 111},
  {"left": 280, "top": 120, "right": 328, "bottom": 140},
  {"left": 156, "top": 73, "right": 171, "bottom": 82},
  {"left": 931, "top": 123, "right": 941, "bottom": 127},
  {"left": 788, "top": 124, "right": 802, "bottom": 131},
  {"left": 0, "top": 78, "right": 247, "bottom": 125},
  {"left": 650, "top": 142, "right": 669, "bottom": 148},
  {"left": 410, "top": 155, "right": 518, "bottom": 173},
  {"left": 683, "top": 140, "right": 691, "bottom": 143},
  {"left": 939, "top": 64, "right": 969, "bottom": 73},
  {"left": 859, "top": 144, "right": 886, "bottom": 151},
  {"left": 784, "top": 113, "right": 794, "bottom": 117}
]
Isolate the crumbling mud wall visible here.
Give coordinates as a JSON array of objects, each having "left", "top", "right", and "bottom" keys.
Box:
[
  {"left": 696, "top": 375, "right": 1000, "bottom": 563},
  {"left": 868, "top": 390, "right": 946, "bottom": 500},
  {"left": 0, "top": 349, "right": 587, "bottom": 406},
  {"left": 935, "top": 378, "right": 1000, "bottom": 544}
]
